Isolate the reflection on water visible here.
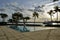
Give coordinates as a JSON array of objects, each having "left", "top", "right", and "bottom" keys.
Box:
[
  {"left": 21, "top": 26, "right": 58, "bottom": 31},
  {"left": 9, "top": 25, "right": 58, "bottom": 32}
]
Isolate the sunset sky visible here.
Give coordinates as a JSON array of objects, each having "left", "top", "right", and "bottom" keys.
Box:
[{"left": 0, "top": 0, "right": 60, "bottom": 21}]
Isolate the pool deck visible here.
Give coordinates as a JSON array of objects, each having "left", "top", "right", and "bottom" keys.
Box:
[{"left": 0, "top": 26, "right": 60, "bottom": 40}]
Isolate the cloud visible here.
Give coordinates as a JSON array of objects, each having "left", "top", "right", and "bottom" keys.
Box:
[
  {"left": 10, "top": 2, "right": 18, "bottom": 6},
  {"left": 1, "top": 0, "right": 60, "bottom": 21}
]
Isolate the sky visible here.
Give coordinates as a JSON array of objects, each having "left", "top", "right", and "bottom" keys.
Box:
[
  {"left": 0, "top": 0, "right": 52, "bottom": 15},
  {"left": 0, "top": 0, "right": 60, "bottom": 21},
  {"left": 0, "top": 0, "right": 51, "bottom": 7}
]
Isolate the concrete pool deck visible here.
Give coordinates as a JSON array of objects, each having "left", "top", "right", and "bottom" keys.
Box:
[{"left": 0, "top": 26, "right": 60, "bottom": 40}]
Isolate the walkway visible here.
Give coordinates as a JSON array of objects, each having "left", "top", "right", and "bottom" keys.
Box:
[{"left": 0, "top": 26, "right": 60, "bottom": 40}]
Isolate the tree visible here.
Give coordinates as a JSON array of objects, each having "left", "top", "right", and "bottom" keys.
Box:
[
  {"left": 24, "top": 17, "right": 30, "bottom": 22},
  {"left": 8, "top": 19, "right": 15, "bottom": 29},
  {"left": 0, "top": 13, "right": 8, "bottom": 22},
  {"left": 22, "top": 16, "right": 30, "bottom": 32},
  {"left": 8, "top": 19, "right": 13, "bottom": 22},
  {"left": 12, "top": 12, "right": 23, "bottom": 30},
  {"left": 54, "top": 6, "right": 60, "bottom": 21},
  {"left": 47, "top": 10, "right": 55, "bottom": 21},
  {"left": 12, "top": 12, "right": 23, "bottom": 29},
  {"left": 33, "top": 12, "right": 39, "bottom": 31},
  {"left": 12, "top": 12, "right": 23, "bottom": 21},
  {"left": 8, "top": 19, "right": 14, "bottom": 24},
  {"left": 12, "top": 12, "right": 23, "bottom": 23}
]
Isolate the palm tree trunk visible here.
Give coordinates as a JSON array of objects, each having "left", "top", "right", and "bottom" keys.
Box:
[
  {"left": 23, "top": 19, "right": 27, "bottom": 31},
  {"left": 15, "top": 22, "right": 17, "bottom": 29},
  {"left": 15, "top": 18, "right": 18, "bottom": 29},
  {"left": 34, "top": 17, "right": 36, "bottom": 31},
  {"left": 57, "top": 12, "right": 58, "bottom": 21},
  {"left": 3, "top": 18, "right": 5, "bottom": 22},
  {"left": 26, "top": 19, "right": 27, "bottom": 22},
  {"left": 50, "top": 15, "right": 52, "bottom": 22},
  {"left": 57, "top": 12, "right": 58, "bottom": 25}
]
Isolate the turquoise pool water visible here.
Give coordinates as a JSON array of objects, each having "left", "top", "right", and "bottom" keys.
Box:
[{"left": 9, "top": 25, "right": 58, "bottom": 32}]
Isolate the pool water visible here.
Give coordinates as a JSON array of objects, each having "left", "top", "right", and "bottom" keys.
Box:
[{"left": 9, "top": 25, "right": 58, "bottom": 32}]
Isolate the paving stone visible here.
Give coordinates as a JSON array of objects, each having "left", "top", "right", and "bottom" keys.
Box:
[
  {"left": 0, "top": 26, "right": 60, "bottom": 40},
  {"left": 0, "top": 36, "right": 7, "bottom": 40}
]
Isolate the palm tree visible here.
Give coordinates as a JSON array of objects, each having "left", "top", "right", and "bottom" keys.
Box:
[
  {"left": 53, "top": 0, "right": 59, "bottom": 2},
  {"left": 8, "top": 19, "right": 14, "bottom": 28},
  {"left": 0, "top": 13, "right": 8, "bottom": 22},
  {"left": 8, "top": 19, "right": 13, "bottom": 22},
  {"left": 24, "top": 17, "right": 30, "bottom": 22},
  {"left": 33, "top": 12, "right": 39, "bottom": 31},
  {"left": 54, "top": 6, "right": 60, "bottom": 21},
  {"left": 47, "top": 10, "right": 55, "bottom": 21},
  {"left": 8, "top": 19, "right": 14, "bottom": 24},
  {"left": 12, "top": 12, "right": 23, "bottom": 22},
  {"left": 12, "top": 12, "right": 23, "bottom": 28},
  {"left": 12, "top": 12, "right": 23, "bottom": 30},
  {"left": 21, "top": 16, "right": 30, "bottom": 32}
]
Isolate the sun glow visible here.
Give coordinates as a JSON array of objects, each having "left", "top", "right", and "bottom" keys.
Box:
[{"left": 43, "top": 1, "right": 60, "bottom": 19}]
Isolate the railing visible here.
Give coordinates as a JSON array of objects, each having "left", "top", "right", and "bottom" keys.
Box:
[{"left": 0, "top": 22, "right": 60, "bottom": 27}]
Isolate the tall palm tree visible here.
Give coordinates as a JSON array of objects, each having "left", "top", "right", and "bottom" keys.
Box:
[
  {"left": 12, "top": 12, "right": 23, "bottom": 27},
  {"left": 12, "top": 12, "right": 23, "bottom": 22},
  {"left": 0, "top": 13, "right": 8, "bottom": 22},
  {"left": 47, "top": 10, "right": 55, "bottom": 21},
  {"left": 33, "top": 12, "right": 39, "bottom": 31},
  {"left": 54, "top": 6, "right": 60, "bottom": 21}
]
